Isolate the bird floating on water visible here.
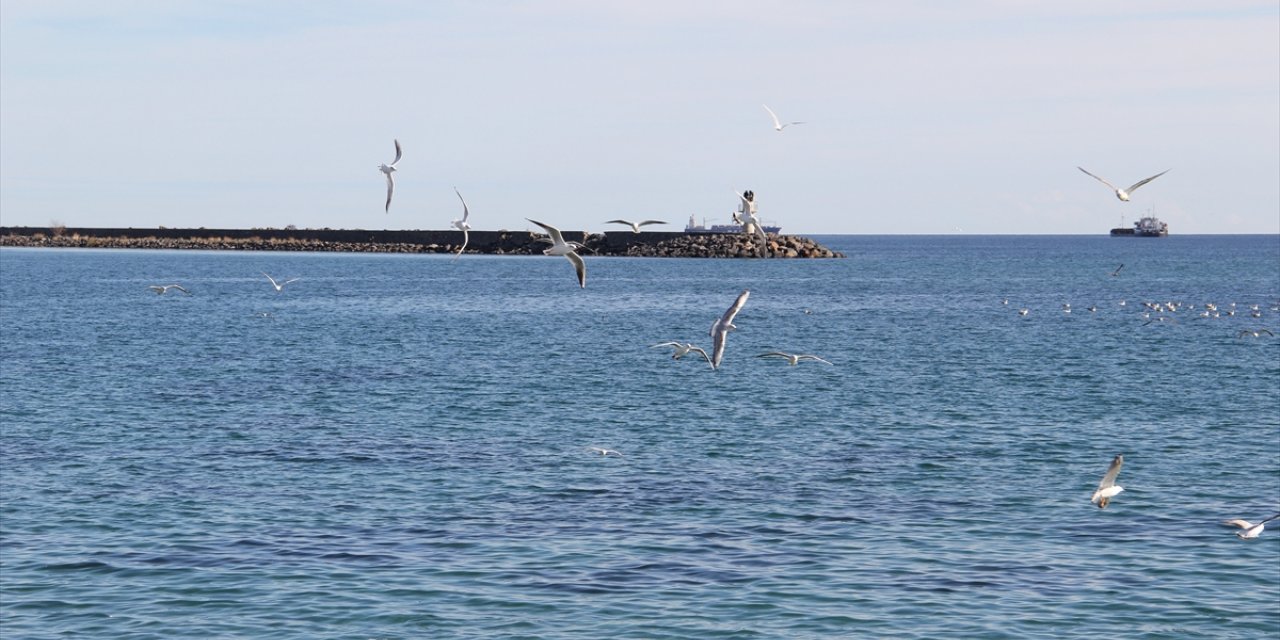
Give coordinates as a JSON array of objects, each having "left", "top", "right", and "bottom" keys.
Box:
[
  {"left": 262, "top": 272, "right": 300, "bottom": 292},
  {"left": 1077, "top": 166, "right": 1170, "bottom": 202},
  {"left": 710, "top": 289, "right": 750, "bottom": 370},
  {"left": 526, "top": 218, "right": 586, "bottom": 288},
  {"left": 757, "top": 352, "right": 833, "bottom": 366},
  {"left": 1225, "top": 514, "right": 1280, "bottom": 539},
  {"left": 452, "top": 187, "right": 471, "bottom": 260},
  {"left": 378, "top": 139, "right": 402, "bottom": 212},
  {"left": 762, "top": 104, "right": 804, "bottom": 131},
  {"left": 1090, "top": 454, "right": 1124, "bottom": 509},
  {"left": 605, "top": 219, "right": 666, "bottom": 234},
  {"left": 148, "top": 284, "right": 191, "bottom": 295}
]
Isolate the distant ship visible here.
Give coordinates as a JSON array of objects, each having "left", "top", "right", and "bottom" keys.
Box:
[
  {"left": 685, "top": 215, "right": 781, "bottom": 235},
  {"left": 1111, "top": 213, "right": 1168, "bottom": 237}
]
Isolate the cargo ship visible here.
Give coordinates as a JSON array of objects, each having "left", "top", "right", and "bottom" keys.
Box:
[
  {"left": 1111, "top": 214, "right": 1168, "bottom": 237},
  {"left": 685, "top": 215, "right": 781, "bottom": 235}
]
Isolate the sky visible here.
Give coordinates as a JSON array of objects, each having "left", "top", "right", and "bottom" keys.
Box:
[{"left": 2, "top": 1, "right": 1277, "bottom": 235}]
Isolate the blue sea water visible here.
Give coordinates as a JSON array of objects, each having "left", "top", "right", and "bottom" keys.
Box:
[{"left": 1, "top": 235, "right": 1278, "bottom": 639}]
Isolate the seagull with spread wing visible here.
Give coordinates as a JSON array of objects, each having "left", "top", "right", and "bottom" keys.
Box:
[{"left": 1078, "top": 167, "right": 1169, "bottom": 201}]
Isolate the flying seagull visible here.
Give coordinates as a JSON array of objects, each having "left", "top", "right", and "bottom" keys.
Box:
[
  {"left": 1224, "top": 514, "right": 1280, "bottom": 539},
  {"left": 709, "top": 289, "right": 750, "bottom": 370},
  {"left": 378, "top": 139, "right": 402, "bottom": 212},
  {"left": 262, "top": 272, "right": 300, "bottom": 292},
  {"left": 527, "top": 218, "right": 586, "bottom": 288},
  {"left": 605, "top": 219, "right": 666, "bottom": 234},
  {"left": 762, "top": 104, "right": 804, "bottom": 131},
  {"left": 1077, "top": 167, "right": 1170, "bottom": 201},
  {"left": 756, "top": 351, "right": 833, "bottom": 366},
  {"left": 148, "top": 284, "right": 191, "bottom": 295},
  {"left": 452, "top": 187, "right": 471, "bottom": 259},
  {"left": 1090, "top": 454, "right": 1124, "bottom": 509},
  {"left": 587, "top": 447, "right": 623, "bottom": 458},
  {"left": 1238, "top": 328, "right": 1275, "bottom": 338},
  {"left": 651, "top": 341, "right": 712, "bottom": 365},
  {"left": 1111, "top": 264, "right": 1124, "bottom": 277}
]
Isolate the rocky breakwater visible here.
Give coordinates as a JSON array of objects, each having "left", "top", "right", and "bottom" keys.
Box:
[
  {"left": 616, "top": 233, "right": 842, "bottom": 259},
  {"left": 1, "top": 227, "right": 843, "bottom": 259}
]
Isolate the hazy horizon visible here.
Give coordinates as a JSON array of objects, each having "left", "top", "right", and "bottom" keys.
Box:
[{"left": 2, "top": 2, "right": 1277, "bottom": 235}]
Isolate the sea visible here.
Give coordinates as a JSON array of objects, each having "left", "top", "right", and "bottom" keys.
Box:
[{"left": 2, "top": 235, "right": 1278, "bottom": 639}]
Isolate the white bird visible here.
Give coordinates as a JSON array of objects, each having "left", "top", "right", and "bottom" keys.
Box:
[
  {"left": 757, "top": 351, "right": 833, "bottom": 366},
  {"left": 651, "top": 341, "right": 712, "bottom": 365},
  {"left": 588, "top": 447, "right": 623, "bottom": 458},
  {"left": 605, "top": 219, "right": 666, "bottom": 234},
  {"left": 1077, "top": 167, "right": 1170, "bottom": 202},
  {"left": 452, "top": 187, "right": 471, "bottom": 259},
  {"left": 378, "top": 139, "right": 402, "bottom": 212},
  {"left": 1225, "top": 514, "right": 1280, "bottom": 539},
  {"left": 709, "top": 289, "right": 750, "bottom": 370},
  {"left": 1018, "top": 308, "right": 1029, "bottom": 316},
  {"left": 526, "top": 218, "right": 586, "bottom": 288},
  {"left": 762, "top": 104, "right": 804, "bottom": 131},
  {"left": 148, "top": 284, "right": 191, "bottom": 295},
  {"left": 1090, "top": 454, "right": 1124, "bottom": 509},
  {"left": 262, "top": 272, "right": 300, "bottom": 292},
  {"left": 1238, "top": 328, "right": 1274, "bottom": 338}
]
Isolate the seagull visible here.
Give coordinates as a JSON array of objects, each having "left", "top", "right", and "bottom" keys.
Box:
[
  {"left": 1077, "top": 167, "right": 1170, "bottom": 202},
  {"left": 1225, "top": 514, "right": 1280, "bottom": 539},
  {"left": 762, "top": 104, "right": 804, "bottom": 131},
  {"left": 148, "top": 284, "right": 191, "bottom": 295},
  {"left": 452, "top": 187, "right": 471, "bottom": 259},
  {"left": 756, "top": 352, "right": 833, "bottom": 366},
  {"left": 605, "top": 219, "right": 666, "bottom": 234},
  {"left": 1111, "top": 264, "right": 1124, "bottom": 277},
  {"left": 709, "top": 289, "right": 750, "bottom": 370},
  {"left": 378, "top": 139, "right": 402, "bottom": 212},
  {"left": 1090, "top": 454, "right": 1124, "bottom": 509},
  {"left": 262, "top": 272, "right": 300, "bottom": 292},
  {"left": 588, "top": 447, "right": 623, "bottom": 458},
  {"left": 1238, "top": 329, "right": 1275, "bottom": 338},
  {"left": 1018, "top": 308, "right": 1029, "bottom": 316},
  {"left": 526, "top": 218, "right": 586, "bottom": 288},
  {"left": 651, "top": 341, "right": 712, "bottom": 365}
]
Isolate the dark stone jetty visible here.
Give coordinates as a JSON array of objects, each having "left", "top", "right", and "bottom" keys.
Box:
[{"left": 0, "top": 227, "right": 843, "bottom": 258}]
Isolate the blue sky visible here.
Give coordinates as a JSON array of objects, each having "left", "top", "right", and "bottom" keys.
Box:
[{"left": 2, "top": 1, "right": 1277, "bottom": 234}]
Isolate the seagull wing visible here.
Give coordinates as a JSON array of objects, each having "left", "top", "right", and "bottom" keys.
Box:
[
  {"left": 454, "top": 227, "right": 469, "bottom": 260},
  {"left": 1260, "top": 329, "right": 1274, "bottom": 336},
  {"left": 1077, "top": 167, "right": 1119, "bottom": 192},
  {"left": 282, "top": 278, "right": 301, "bottom": 286},
  {"left": 1097, "top": 454, "right": 1123, "bottom": 490},
  {"left": 1126, "top": 169, "right": 1170, "bottom": 193},
  {"left": 526, "top": 218, "right": 566, "bottom": 246},
  {"left": 385, "top": 173, "right": 395, "bottom": 212},
  {"left": 391, "top": 139, "right": 402, "bottom": 166},
  {"left": 757, "top": 352, "right": 791, "bottom": 359},
  {"left": 798, "top": 355, "right": 834, "bottom": 365},
  {"left": 710, "top": 326, "right": 728, "bottom": 370},
  {"left": 262, "top": 272, "right": 280, "bottom": 288},
  {"left": 651, "top": 341, "right": 683, "bottom": 349},
  {"left": 762, "top": 104, "right": 782, "bottom": 129},
  {"left": 604, "top": 219, "right": 633, "bottom": 226},
  {"left": 566, "top": 251, "right": 586, "bottom": 288},
  {"left": 171, "top": 285, "right": 191, "bottom": 295},
  {"left": 637, "top": 220, "right": 666, "bottom": 227},
  {"left": 1112, "top": 264, "right": 1124, "bottom": 276},
  {"left": 720, "top": 289, "right": 751, "bottom": 329},
  {"left": 1224, "top": 519, "right": 1254, "bottom": 529},
  {"left": 1261, "top": 513, "right": 1280, "bottom": 525},
  {"left": 454, "top": 187, "right": 470, "bottom": 223},
  {"left": 687, "top": 345, "right": 712, "bottom": 365}
]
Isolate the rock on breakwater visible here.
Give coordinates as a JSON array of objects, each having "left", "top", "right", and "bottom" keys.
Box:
[{"left": 0, "top": 227, "right": 844, "bottom": 259}]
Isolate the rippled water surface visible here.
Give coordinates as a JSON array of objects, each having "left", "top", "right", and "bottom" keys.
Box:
[{"left": 2, "top": 235, "right": 1279, "bottom": 639}]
